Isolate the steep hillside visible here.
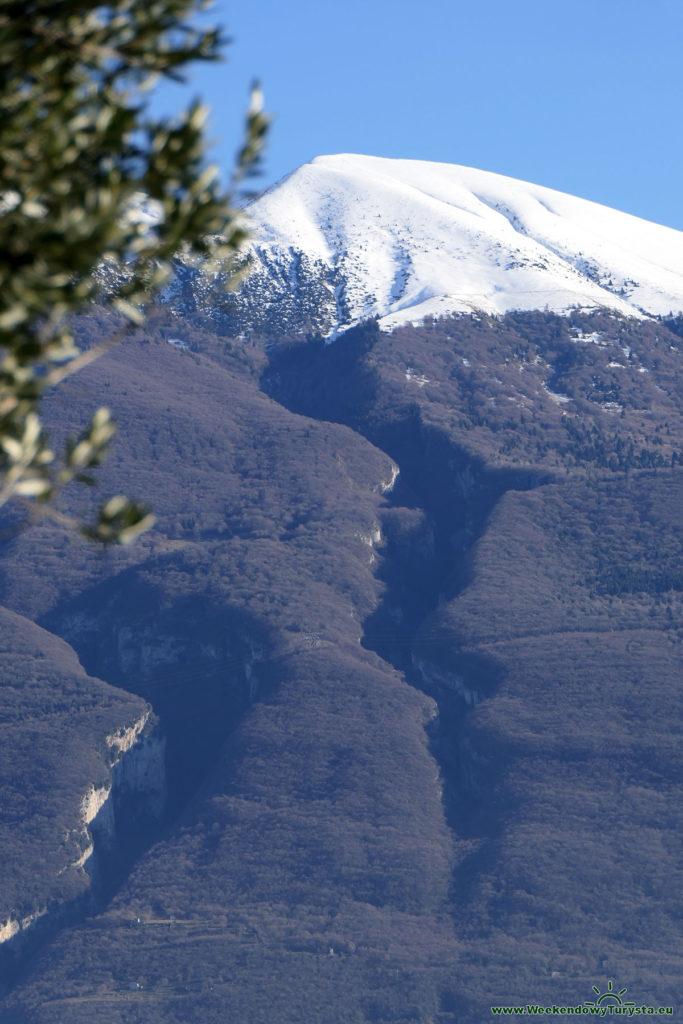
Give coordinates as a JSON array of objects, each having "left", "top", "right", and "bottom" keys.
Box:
[{"left": 0, "top": 608, "right": 160, "bottom": 962}]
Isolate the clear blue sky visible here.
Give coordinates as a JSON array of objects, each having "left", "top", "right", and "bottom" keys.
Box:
[{"left": 154, "top": 0, "right": 683, "bottom": 229}]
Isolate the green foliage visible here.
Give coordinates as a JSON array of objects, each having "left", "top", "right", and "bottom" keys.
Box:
[{"left": 0, "top": 0, "right": 268, "bottom": 542}]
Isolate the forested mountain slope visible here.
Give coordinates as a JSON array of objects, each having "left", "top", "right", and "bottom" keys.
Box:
[
  {"left": 1, "top": 300, "right": 681, "bottom": 1022},
  {"left": 1, "top": 155, "right": 682, "bottom": 1021}
]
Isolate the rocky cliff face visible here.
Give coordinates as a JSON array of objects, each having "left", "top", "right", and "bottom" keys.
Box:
[
  {"left": 76, "top": 711, "right": 166, "bottom": 873},
  {"left": 109, "top": 713, "right": 166, "bottom": 820},
  {"left": 0, "top": 695, "right": 165, "bottom": 957}
]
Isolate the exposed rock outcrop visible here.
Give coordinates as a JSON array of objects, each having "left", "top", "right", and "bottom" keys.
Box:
[
  {"left": 0, "top": 610, "right": 142, "bottom": 952},
  {"left": 72, "top": 710, "right": 166, "bottom": 881}
]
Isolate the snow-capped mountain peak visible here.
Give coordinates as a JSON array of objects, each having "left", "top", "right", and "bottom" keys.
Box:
[{"left": 237, "top": 154, "right": 683, "bottom": 335}]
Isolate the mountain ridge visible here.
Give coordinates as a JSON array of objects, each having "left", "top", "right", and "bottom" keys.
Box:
[{"left": 232, "top": 153, "right": 683, "bottom": 336}]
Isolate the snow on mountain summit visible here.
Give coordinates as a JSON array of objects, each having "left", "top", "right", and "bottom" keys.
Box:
[{"left": 243, "top": 154, "right": 683, "bottom": 334}]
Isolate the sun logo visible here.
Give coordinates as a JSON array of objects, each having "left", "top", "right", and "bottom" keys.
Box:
[{"left": 585, "top": 980, "right": 635, "bottom": 1009}]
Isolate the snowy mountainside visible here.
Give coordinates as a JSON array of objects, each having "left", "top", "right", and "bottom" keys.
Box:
[{"left": 222, "top": 154, "right": 683, "bottom": 337}]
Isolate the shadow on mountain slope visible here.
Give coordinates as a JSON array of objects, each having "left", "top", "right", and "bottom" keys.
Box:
[{"left": 262, "top": 322, "right": 545, "bottom": 853}]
